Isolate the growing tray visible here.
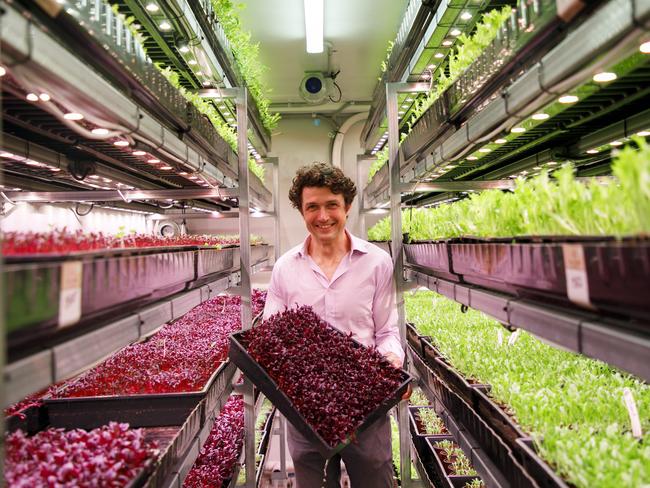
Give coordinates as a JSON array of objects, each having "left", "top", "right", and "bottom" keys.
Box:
[
  {"left": 44, "top": 360, "right": 235, "bottom": 429},
  {"left": 516, "top": 438, "right": 569, "bottom": 488},
  {"left": 196, "top": 247, "right": 236, "bottom": 279},
  {"left": 425, "top": 437, "right": 482, "bottom": 488},
  {"left": 408, "top": 405, "right": 451, "bottom": 457},
  {"left": 404, "top": 241, "right": 457, "bottom": 281},
  {"left": 229, "top": 330, "right": 412, "bottom": 458}
]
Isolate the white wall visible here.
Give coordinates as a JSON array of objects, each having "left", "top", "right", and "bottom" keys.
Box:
[{"left": 1, "top": 202, "right": 151, "bottom": 234}]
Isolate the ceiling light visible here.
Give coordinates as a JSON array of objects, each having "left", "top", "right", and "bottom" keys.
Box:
[
  {"left": 145, "top": 2, "right": 159, "bottom": 12},
  {"left": 0, "top": 66, "right": 6, "bottom": 77},
  {"left": 39, "top": 93, "right": 51, "bottom": 101},
  {"left": 467, "top": 156, "right": 478, "bottom": 161},
  {"left": 427, "top": 64, "right": 436, "bottom": 70},
  {"left": 179, "top": 171, "right": 188, "bottom": 175},
  {"left": 398, "top": 111, "right": 405, "bottom": 115},
  {"left": 637, "top": 130, "right": 650, "bottom": 136},
  {"left": 547, "top": 161, "right": 558, "bottom": 166},
  {"left": 92, "top": 128, "right": 109, "bottom": 135},
  {"left": 179, "top": 45, "right": 190, "bottom": 54},
  {"left": 450, "top": 28, "right": 462, "bottom": 36},
  {"left": 49, "top": 167, "right": 61, "bottom": 172},
  {"left": 533, "top": 166, "right": 542, "bottom": 170},
  {"left": 434, "top": 52, "right": 444, "bottom": 59},
  {"left": 558, "top": 95, "right": 579, "bottom": 104},
  {"left": 610, "top": 140, "right": 623, "bottom": 146},
  {"left": 593, "top": 72, "right": 616, "bottom": 83},
  {"left": 640, "top": 41, "right": 650, "bottom": 54},
  {"left": 64, "top": 112, "right": 84, "bottom": 120},
  {"left": 113, "top": 140, "right": 129, "bottom": 147},
  {"left": 26, "top": 93, "right": 39, "bottom": 101},
  {"left": 159, "top": 21, "right": 172, "bottom": 31},
  {"left": 160, "top": 165, "right": 173, "bottom": 170},
  {"left": 202, "top": 81, "right": 211, "bottom": 87},
  {"left": 304, "top": 0, "right": 324, "bottom": 53},
  {"left": 0, "top": 151, "right": 14, "bottom": 158},
  {"left": 442, "top": 40, "right": 453, "bottom": 47},
  {"left": 532, "top": 113, "right": 550, "bottom": 120},
  {"left": 460, "top": 11, "right": 472, "bottom": 21},
  {"left": 102, "top": 177, "right": 112, "bottom": 182},
  {"left": 186, "top": 59, "right": 196, "bottom": 65},
  {"left": 401, "top": 104, "right": 409, "bottom": 108},
  {"left": 494, "top": 138, "right": 507, "bottom": 144},
  {"left": 586, "top": 149, "right": 599, "bottom": 154},
  {"left": 195, "top": 71, "right": 203, "bottom": 76},
  {"left": 511, "top": 127, "right": 526, "bottom": 133},
  {"left": 445, "top": 165, "right": 456, "bottom": 170},
  {"left": 189, "top": 176, "right": 199, "bottom": 180},
  {"left": 148, "top": 158, "right": 160, "bottom": 163},
  {"left": 479, "top": 147, "right": 491, "bottom": 153},
  {"left": 132, "top": 150, "right": 146, "bottom": 156}
]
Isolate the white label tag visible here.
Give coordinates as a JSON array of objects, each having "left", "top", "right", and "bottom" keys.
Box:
[
  {"left": 497, "top": 329, "right": 503, "bottom": 346},
  {"left": 623, "top": 388, "right": 643, "bottom": 439},
  {"left": 562, "top": 244, "right": 593, "bottom": 308},
  {"left": 508, "top": 329, "right": 521, "bottom": 346},
  {"left": 58, "top": 261, "right": 83, "bottom": 328}
]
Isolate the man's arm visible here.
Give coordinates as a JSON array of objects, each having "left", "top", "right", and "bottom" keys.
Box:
[
  {"left": 373, "top": 257, "right": 405, "bottom": 367},
  {"left": 263, "top": 262, "right": 286, "bottom": 320}
]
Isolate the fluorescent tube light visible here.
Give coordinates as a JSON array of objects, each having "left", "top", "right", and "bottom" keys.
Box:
[{"left": 304, "top": 0, "right": 324, "bottom": 53}]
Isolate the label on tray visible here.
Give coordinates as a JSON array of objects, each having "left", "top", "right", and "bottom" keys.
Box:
[
  {"left": 562, "top": 244, "right": 594, "bottom": 309},
  {"left": 623, "top": 388, "right": 643, "bottom": 439},
  {"left": 59, "top": 261, "right": 83, "bottom": 328},
  {"left": 497, "top": 329, "right": 503, "bottom": 346},
  {"left": 507, "top": 328, "right": 521, "bottom": 346}
]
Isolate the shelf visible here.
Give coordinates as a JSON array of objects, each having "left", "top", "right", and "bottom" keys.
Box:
[
  {"left": 4, "top": 245, "right": 272, "bottom": 407},
  {"left": 409, "top": 349, "right": 517, "bottom": 488},
  {"left": 406, "top": 265, "right": 650, "bottom": 382},
  {"left": 361, "top": 0, "right": 516, "bottom": 153},
  {"left": 0, "top": 1, "right": 272, "bottom": 209},
  {"left": 363, "top": 0, "right": 650, "bottom": 208}
]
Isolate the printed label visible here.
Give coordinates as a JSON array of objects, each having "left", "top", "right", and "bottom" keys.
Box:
[
  {"left": 623, "top": 388, "right": 643, "bottom": 439},
  {"left": 497, "top": 329, "right": 504, "bottom": 346},
  {"left": 59, "top": 261, "right": 83, "bottom": 328},
  {"left": 508, "top": 328, "right": 521, "bottom": 346},
  {"left": 562, "top": 244, "right": 593, "bottom": 308}
]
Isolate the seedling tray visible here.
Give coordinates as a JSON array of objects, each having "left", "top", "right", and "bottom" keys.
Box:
[
  {"left": 229, "top": 329, "right": 412, "bottom": 458},
  {"left": 408, "top": 405, "right": 451, "bottom": 457},
  {"left": 516, "top": 438, "right": 569, "bottom": 488},
  {"left": 425, "top": 438, "right": 482, "bottom": 488},
  {"left": 404, "top": 241, "right": 457, "bottom": 281},
  {"left": 44, "top": 360, "right": 234, "bottom": 429},
  {"left": 406, "top": 322, "right": 424, "bottom": 357}
]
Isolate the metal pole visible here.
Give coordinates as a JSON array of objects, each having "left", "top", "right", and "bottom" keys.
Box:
[
  {"left": 386, "top": 82, "right": 429, "bottom": 488},
  {"left": 357, "top": 157, "right": 366, "bottom": 238},
  {"left": 236, "top": 87, "right": 255, "bottom": 488},
  {"left": 272, "top": 158, "right": 281, "bottom": 261}
]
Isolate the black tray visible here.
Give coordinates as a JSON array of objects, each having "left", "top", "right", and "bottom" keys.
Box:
[
  {"left": 516, "top": 438, "right": 569, "bottom": 488},
  {"left": 229, "top": 329, "right": 412, "bottom": 458},
  {"left": 404, "top": 242, "right": 457, "bottom": 282},
  {"left": 408, "top": 405, "right": 451, "bottom": 457},
  {"left": 425, "top": 437, "right": 482, "bottom": 488},
  {"left": 44, "top": 361, "right": 233, "bottom": 429}
]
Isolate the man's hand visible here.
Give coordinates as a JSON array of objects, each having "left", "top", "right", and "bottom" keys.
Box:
[{"left": 383, "top": 352, "right": 402, "bottom": 369}]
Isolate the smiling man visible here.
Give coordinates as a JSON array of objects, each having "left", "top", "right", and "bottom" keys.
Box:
[{"left": 263, "top": 161, "right": 404, "bottom": 488}]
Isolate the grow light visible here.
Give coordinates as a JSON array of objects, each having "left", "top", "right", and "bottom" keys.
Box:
[
  {"left": 494, "top": 138, "right": 507, "bottom": 144},
  {"left": 479, "top": 148, "right": 491, "bottom": 153},
  {"left": 64, "top": 112, "right": 84, "bottom": 120},
  {"left": 113, "top": 140, "right": 129, "bottom": 147},
  {"left": 586, "top": 149, "right": 599, "bottom": 154},
  {"left": 160, "top": 165, "right": 173, "bottom": 170},
  {"left": 450, "top": 29, "right": 462, "bottom": 37},
  {"left": 637, "top": 130, "right": 650, "bottom": 136},
  {"left": 558, "top": 95, "right": 579, "bottom": 104},
  {"left": 132, "top": 150, "right": 146, "bottom": 156},
  {"left": 39, "top": 93, "right": 51, "bottom": 102},
  {"left": 304, "top": 0, "right": 324, "bottom": 54},
  {"left": 593, "top": 72, "right": 617, "bottom": 83},
  {"left": 92, "top": 128, "right": 109, "bottom": 135},
  {"left": 511, "top": 127, "right": 526, "bottom": 133},
  {"left": 460, "top": 12, "right": 472, "bottom": 21},
  {"left": 434, "top": 53, "right": 445, "bottom": 59},
  {"left": 442, "top": 40, "right": 453, "bottom": 47},
  {"left": 148, "top": 158, "right": 160, "bottom": 163},
  {"left": 145, "top": 2, "right": 159, "bottom": 12},
  {"left": 641, "top": 41, "right": 650, "bottom": 54},
  {"left": 467, "top": 156, "right": 478, "bottom": 161},
  {"left": 610, "top": 141, "right": 623, "bottom": 146},
  {"left": 0, "top": 66, "right": 5, "bottom": 76},
  {"left": 187, "top": 59, "right": 197, "bottom": 65},
  {"left": 159, "top": 21, "right": 172, "bottom": 31},
  {"left": 532, "top": 113, "right": 550, "bottom": 120},
  {"left": 26, "top": 93, "right": 39, "bottom": 101}
]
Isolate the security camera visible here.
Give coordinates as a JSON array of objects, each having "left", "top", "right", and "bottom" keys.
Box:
[{"left": 299, "top": 72, "right": 331, "bottom": 104}]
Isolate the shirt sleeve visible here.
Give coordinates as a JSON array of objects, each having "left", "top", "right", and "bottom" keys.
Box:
[
  {"left": 263, "top": 261, "right": 286, "bottom": 320},
  {"left": 372, "top": 256, "right": 405, "bottom": 366}
]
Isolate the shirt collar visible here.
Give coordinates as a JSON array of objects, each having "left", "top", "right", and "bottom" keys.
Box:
[{"left": 295, "top": 229, "right": 369, "bottom": 258}]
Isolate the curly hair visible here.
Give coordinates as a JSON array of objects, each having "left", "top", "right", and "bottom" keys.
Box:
[{"left": 288, "top": 162, "right": 357, "bottom": 211}]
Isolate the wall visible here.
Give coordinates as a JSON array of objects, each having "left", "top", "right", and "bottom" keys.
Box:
[{"left": 1, "top": 202, "right": 151, "bottom": 234}]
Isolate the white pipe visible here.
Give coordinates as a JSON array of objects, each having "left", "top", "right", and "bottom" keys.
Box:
[{"left": 331, "top": 112, "right": 368, "bottom": 168}]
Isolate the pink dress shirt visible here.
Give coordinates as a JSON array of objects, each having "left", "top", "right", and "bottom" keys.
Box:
[{"left": 263, "top": 230, "right": 405, "bottom": 365}]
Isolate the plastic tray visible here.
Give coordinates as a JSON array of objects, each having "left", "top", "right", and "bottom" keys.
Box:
[
  {"left": 195, "top": 248, "right": 235, "bottom": 279},
  {"left": 408, "top": 405, "right": 451, "bottom": 457},
  {"left": 425, "top": 437, "right": 482, "bottom": 488},
  {"left": 44, "top": 361, "right": 233, "bottom": 429},
  {"left": 516, "top": 438, "right": 569, "bottom": 488},
  {"left": 404, "top": 242, "right": 457, "bottom": 281},
  {"left": 229, "top": 329, "right": 412, "bottom": 458}
]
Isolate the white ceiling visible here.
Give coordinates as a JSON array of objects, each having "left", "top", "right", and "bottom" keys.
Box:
[{"left": 236, "top": 0, "right": 409, "bottom": 113}]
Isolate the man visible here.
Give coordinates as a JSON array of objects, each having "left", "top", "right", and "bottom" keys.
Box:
[{"left": 263, "top": 162, "right": 405, "bottom": 488}]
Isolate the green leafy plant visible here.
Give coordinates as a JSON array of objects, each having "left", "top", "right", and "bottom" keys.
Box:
[
  {"left": 367, "top": 138, "right": 650, "bottom": 240},
  {"left": 159, "top": 67, "right": 265, "bottom": 182},
  {"left": 211, "top": 0, "right": 280, "bottom": 133},
  {"left": 416, "top": 408, "right": 446, "bottom": 435},
  {"left": 406, "top": 291, "right": 650, "bottom": 487},
  {"left": 464, "top": 479, "right": 485, "bottom": 488},
  {"left": 408, "top": 388, "right": 430, "bottom": 406},
  {"left": 433, "top": 440, "right": 478, "bottom": 476}
]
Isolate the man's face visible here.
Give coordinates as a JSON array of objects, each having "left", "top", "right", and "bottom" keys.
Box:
[{"left": 301, "top": 186, "right": 351, "bottom": 245}]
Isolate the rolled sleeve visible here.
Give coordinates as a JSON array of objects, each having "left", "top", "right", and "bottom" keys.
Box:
[{"left": 372, "top": 258, "right": 405, "bottom": 366}]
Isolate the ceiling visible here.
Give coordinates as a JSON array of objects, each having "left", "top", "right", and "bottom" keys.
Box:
[{"left": 236, "top": 0, "right": 409, "bottom": 114}]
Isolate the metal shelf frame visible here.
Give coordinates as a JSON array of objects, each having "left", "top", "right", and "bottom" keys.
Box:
[{"left": 406, "top": 266, "right": 650, "bottom": 382}]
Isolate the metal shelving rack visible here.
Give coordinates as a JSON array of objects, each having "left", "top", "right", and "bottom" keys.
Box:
[
  {"left": 1, "top": 1, "right": 279, "bottom": 486},
  {"left": 370, "top": 1, "right": 650, "bottom": 487}
]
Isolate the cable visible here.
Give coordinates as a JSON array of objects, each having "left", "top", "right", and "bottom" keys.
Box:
[
  {"left": 328, "top": 80, "right": 342, "bottom": 103},
  {"left": 74, "top": 202, "right": 94, "bottom": 216}
]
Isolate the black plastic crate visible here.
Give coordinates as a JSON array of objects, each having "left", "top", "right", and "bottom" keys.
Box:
[
  {"left": 229, "top": 329, "right": 412, "bottom": 458},
  {"left": 425, "top": 437, "right": 482, "bottom": 488}
]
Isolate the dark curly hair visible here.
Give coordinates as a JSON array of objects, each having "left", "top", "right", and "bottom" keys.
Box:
[{"left": 289, "top": 162, "right": 357, "bottom": 211}]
